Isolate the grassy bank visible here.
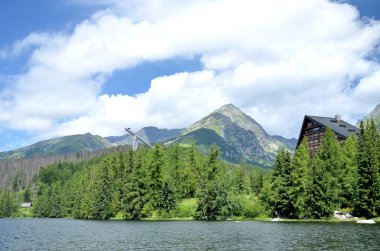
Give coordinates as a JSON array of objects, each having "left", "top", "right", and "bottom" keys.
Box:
[{"left": 12, "top": 198, "right": 379, "bottom": 223}]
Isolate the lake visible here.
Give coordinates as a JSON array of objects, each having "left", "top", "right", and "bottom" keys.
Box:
[{"left": 1, "top": 219, "right": 380, "bottom": 250}]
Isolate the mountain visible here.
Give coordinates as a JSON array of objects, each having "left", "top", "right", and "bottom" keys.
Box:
[
  {"left": 0, "top": 106, "right": 296, "bottom": 167},
  {"left": 106, "top": 127, "right": 183, "bottom": 145},
  {"left": 357, "top": 103, "right": 380, "bottom": 129},
  {"left": 170, "top": 104, "right": 297, "bottom": 167},
  {"left": 0, "top": 133, "right": 112, "bottom": 160},
  {"left": 0, "top": 127, "right": 183, "bottom": 161}
]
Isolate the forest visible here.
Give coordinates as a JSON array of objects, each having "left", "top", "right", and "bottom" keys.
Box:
[{"left": 0, "top": 119, "right": 379, "bottom": 220}]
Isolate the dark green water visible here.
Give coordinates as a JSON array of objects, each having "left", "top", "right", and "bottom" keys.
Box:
[{"left": 1, "top": 219, "right": 380, "bottom": 250}]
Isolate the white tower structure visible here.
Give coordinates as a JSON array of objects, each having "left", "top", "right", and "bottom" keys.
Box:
[{"left": 125, "top": 128, "right": 153, "bottom": 151}]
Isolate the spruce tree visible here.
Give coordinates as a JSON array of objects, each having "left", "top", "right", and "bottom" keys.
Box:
[
  {"left": 194, "top": 145, "right": 222, "bottom": 220},
  {"left": 93, "top": 161, "right": 113, "bottom": 220},
  {"left": 317, "top": 128, "right": 342, "bottom": 210},
  {"left": 271, "top": 148, "right": 294, "bottom": 218},
  {"left": 289, "top": 138, "right": 310, "bottom": 218},
  {"left": 304, "top": 157, "right": 332, "bottom": 218},
  {"left": 0, "top": 190, "right": 16, "bottom": 217},
  {"left": 339, "top": 135, "right": 357, "bottom": 208},
  {"left": 182, "top": 144, "right": 198, "bottom": 198},
  {"left": 354, "top": 120, "right": 380, "bottom": 218},
  {"left": 123, "top": 151, "right": 151, "bottom": 220},
  {"left": 150, "top": 144, "right": 165, "bottom": 210}
]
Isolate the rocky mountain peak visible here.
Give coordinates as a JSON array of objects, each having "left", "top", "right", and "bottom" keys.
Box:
[{"left": 175, "top": 103, "right": 296, "bottom": 167}]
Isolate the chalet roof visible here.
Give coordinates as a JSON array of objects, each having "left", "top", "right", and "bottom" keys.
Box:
[
  {"left": 296, "top": 115, "right": 360, "bottom": 148},
  {"left": 306, "top": 115, "right": 360, "bottom": 138}
]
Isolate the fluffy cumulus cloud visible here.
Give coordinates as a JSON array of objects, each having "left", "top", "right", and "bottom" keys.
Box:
[{"left": 1, "top": 0, "right": 380, "bottom": 144}]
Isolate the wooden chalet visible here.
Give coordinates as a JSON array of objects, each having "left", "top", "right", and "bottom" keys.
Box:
[{"left": 296, "top": 115, "right": 360, "bottom": 152}]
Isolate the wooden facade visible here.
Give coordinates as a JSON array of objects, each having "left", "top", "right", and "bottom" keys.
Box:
[{"left": 296, "top": 115, "right": 359, "bottom": 152}]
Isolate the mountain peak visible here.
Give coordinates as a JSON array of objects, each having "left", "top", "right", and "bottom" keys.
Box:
[
  {"left": 217, "top": 103, "right": 239, "bottom": 111},
  {"left": 176, "top": 103, "right": 295, "bottom": 166},
  {"left": 215, "top": 103, "right": 241, "bottom": 114},
  {"left": 213, "top": 103, "right": 247, "bottom": 119}
]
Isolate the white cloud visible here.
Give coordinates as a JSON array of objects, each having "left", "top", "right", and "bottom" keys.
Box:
[{"left": 1, "top": 0, "right": 380, "bottom": 144}]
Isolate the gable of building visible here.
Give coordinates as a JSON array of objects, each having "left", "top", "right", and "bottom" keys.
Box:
[{"left": 296, "top": 115, "right": 359, "bottom": 148}]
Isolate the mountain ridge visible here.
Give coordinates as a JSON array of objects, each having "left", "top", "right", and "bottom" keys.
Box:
[
  {"left": 172, "top": 104, "right": 296, "bottom": 167},
  {"left": 0, "top": 104, "right": 297, "bottom": 167},
  {"left": 0, "top": 133, "right": 112, "bottom": 160}
]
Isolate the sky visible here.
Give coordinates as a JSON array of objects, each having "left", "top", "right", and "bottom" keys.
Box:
[{"left": 1, "top": 0, "right": 380, "bottom": 151}]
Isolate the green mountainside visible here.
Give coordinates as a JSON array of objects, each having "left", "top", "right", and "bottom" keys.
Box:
[
  {"left": 357, "top": 103, "right": 380, "bottom": 129},
  {"left": 0, "top": 133, "right": 112, "bottom": 160},
  {"left": 171, "top": 104, "right": 296, "bottom": 167},
  {"left": 0, "top": 127, "right": 183, "bottom": 161},
  {"left": 106, "top": 127, "right": 182, "bottom": 145}
]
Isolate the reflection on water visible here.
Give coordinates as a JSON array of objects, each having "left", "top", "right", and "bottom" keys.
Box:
[{"left": 1, "top": 219, "right": 380, "bottom": 250}]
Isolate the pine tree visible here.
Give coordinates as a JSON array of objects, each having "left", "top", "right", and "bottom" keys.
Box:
[
  {"left": 182, "top": 144, "right": 198, "bottom": 198},
  {"left": 49, "top": 182, "right": 64, "bottom": 217},
  {"left": 123, "top": 151, "right": 151, "bottom": 220},
  {"left": 112, "top": 153, "right": 125, "bottom": 213},
  {"left": 354, "top": 120, "right": 380, "bottom": 218},
  {"left": 289, "top": 138, "right": 310, "bottom": 218},
  {"left": 93, "top": 161, "right": 114, "bottom": 220},
  {"left": 0, "top": 190, "right": 17, "bottom": 217},
  {"left": 303, "top": 157, "right": 331, "bottom": 218},
  {"left": 271, "top": 148, "right": 295, "bottom": 218},
  {"left": 194, "top": 145, "right": 222, "bottom": 220},
  {"left": 317, "top": 128, "right": 342, "bottom": 210},
  {"left": 160, "top": 181, "right": 176, "bottom": 213},
  {"left": 150, "top": 144, "right": 165, "bottom": 210},
  {"left": 339, "top": 135, "right": 357, "bottom": 208},
  {"left": 253, "top": 171, "right": 263, "bottom": 196}
]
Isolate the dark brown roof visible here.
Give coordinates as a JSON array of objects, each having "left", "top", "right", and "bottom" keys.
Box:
[{"left": 296, "top": 115, "right": 360, "bottom": 147}]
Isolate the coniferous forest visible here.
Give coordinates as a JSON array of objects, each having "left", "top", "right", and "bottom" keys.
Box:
[{"left": 0, "top": 119, "right": 379, "bottom": 220}]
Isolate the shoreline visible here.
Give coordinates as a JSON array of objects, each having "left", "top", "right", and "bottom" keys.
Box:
[{"left": 5, "top": 216, "right": 379, "bottom": 223}]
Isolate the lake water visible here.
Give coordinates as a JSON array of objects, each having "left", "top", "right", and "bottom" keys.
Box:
[{"left": 1, "top": 219, "right": 380, "bottom": 250}]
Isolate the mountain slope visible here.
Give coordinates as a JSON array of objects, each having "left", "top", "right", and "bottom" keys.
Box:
[
  {"left": 106, "top": 127, "right": 182, "bottom": 145},
  {"left": 0, "top": 133, "right": 112, "bottom": 160},
  {"left": 357, "top": 103, "right": 380, "bottom": 129},
  {"left": 172, "top": 104, "right": 296, "bottom": 167},
  {"left": 0, "top": 127, "right": 183, "bottom": 160}
]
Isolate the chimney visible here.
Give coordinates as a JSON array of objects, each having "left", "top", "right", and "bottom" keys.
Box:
[{"left": 335, "top": 114, "right": 342, "bottom": 121}]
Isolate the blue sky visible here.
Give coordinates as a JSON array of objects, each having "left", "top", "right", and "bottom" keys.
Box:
[{"left": 1, "top": 0, "right": 380, "bottom": 151}]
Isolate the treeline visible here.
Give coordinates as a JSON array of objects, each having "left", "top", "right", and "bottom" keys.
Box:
[
  {"left": 0, "top": 145, "right": 132, "bottom": 190},
  {"left": 3, "top": 120, "right": 378, "bottom": 220},
  {"left": 268, "top": 119, "right": 380, "bottom": 219},
  {"left": 27, "top": 145, "right": 269, "bottom": 220}
]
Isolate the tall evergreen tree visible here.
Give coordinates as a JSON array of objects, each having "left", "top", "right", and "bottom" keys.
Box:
[
  {"left": 317, "top": 128, "right": 342, "bottom": 209},
  {"left": 354, "top": 120, "right": 380, "bottom": 218},
  {"left": 182, "top": 144, "right": 199, "bottom": 198},
  {"left": 0, "top": 190, "right": 17, "bottom": 217},
  {"left": 195, "top": 145, "right": 226, "bottom": 220},
  {"left": 289, "top": 138, "right": 310, "bottom": 218},
  {"left": 149, "top": 144, "right": 166, "bottom": 210},
  {"left": 339, "top": 135, "right": 357, "bottom": 208},
  {"left": 304, "top": 157, "right": 332, "bottom": 218},
  {"left": 271, "top": 148, "right": 294, "bottom": 218},
  {"left": 93, "top": 161, "right": 113, "bottom": 220},
  {"left": 123, "top": 151, "right": 151, "bottom": 220}
]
